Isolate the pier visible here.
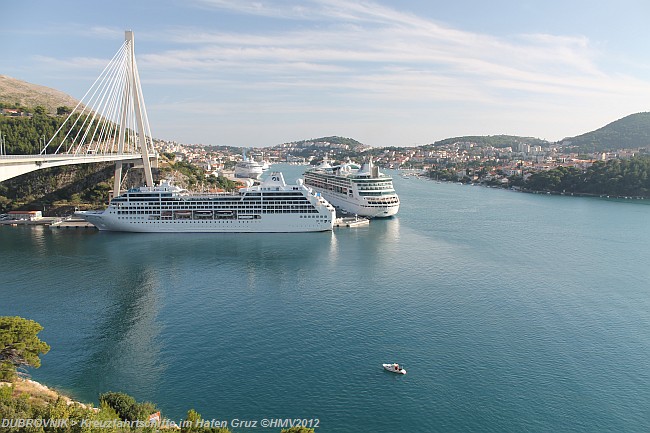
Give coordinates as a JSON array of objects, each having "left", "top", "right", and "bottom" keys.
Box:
[
  {"left": 50, "top": 218, "right": 97, "bottom": 229},
  {"left": 334, "top": 216, "right": 369, "bottom": 228}
]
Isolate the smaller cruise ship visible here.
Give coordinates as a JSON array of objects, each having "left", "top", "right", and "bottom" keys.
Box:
[
  {"left": 234, "top": 151, "right": 264, "bottom": 179},
  {"left": 303, "top": 158, "right": 400, "bottom": 218}
]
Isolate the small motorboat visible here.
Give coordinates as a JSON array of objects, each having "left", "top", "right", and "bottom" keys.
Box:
[{"left": 383, "top": 363, "right": 406, "bottom": 375}]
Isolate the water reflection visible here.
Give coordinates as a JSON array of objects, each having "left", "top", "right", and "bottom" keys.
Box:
[{"left": 75, "top": 264, "right": 164, "bottom": 400}]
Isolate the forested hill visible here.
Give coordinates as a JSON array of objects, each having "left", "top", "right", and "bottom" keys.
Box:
[
  {"left": 523, "top": 156, "right": 650, "bottom": 198},
  {"left": 562, "top": 112, "right": 650, "bottom": 152},
  {"left": 425, "top": 135, "right": 550, "bottom": 149},
  {"left": 283, "top": 136, "right": 367, "bottom": 149}
]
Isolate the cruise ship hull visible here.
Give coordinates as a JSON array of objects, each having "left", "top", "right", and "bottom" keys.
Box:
[
  {"left": 77, "top": 211, "right": 333, "bottom": 233},
  {"left": 314, "top": 189, "right": 399, "bottom": 218}
]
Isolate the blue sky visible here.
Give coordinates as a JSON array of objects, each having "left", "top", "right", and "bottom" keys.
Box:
[{"left": 3, "top": 0, "right": 650, "bottom": 147}]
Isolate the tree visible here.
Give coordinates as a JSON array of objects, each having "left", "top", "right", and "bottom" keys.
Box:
[
  {"left": 99, "top": 391, "right": 158, "bottom": 422},
  {"left": 181, "top": 409, "right": 202, "bottom": 433},
  {"left": 181, "top": 408, "right": 232, "bottom": 433},
  {"left": 56, "top": 106, "right": 72, "bottom": 116},
  {"left": 0, "top": 316, "right": 50, "bottom": 381}
]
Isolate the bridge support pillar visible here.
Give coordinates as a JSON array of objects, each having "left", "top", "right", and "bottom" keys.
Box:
[{"left": 113, "top": 161, "right": 123, "bottom": 197}]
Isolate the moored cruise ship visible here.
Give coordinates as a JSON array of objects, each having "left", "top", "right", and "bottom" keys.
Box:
[
  {"left": 234, "top": 151, "right": 264, "bottom": 179},
  {"left": 303, "top": 158, "right": 399, "bottom": 218},
  {"left": 76, "top": 172, "right": 336, "bottom": 233},
  {"left": 234, "top": 158, "right": 264, "bottom": 179}
]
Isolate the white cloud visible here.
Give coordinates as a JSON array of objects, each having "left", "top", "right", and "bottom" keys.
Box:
[
  {"left": 26, "top": 0, "right": 650, "bottom": 145},
  {"left": 143, "top": 0, "right": 650, "bottom": 107}
]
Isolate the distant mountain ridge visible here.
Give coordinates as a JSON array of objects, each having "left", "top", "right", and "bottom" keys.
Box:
[
  {"left": 0, "top": 75, "right": 79, "bottom": 114},
  {"left": 561, "top": 112, "right": 650, "bottom": 152},
  {"left": 414, "top": 114, "right": 650, "bottom": 152}
]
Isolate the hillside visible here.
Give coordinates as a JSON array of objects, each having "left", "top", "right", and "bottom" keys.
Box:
[
  {"left": 0, "top": 74, "right": 79, "bottom": 114},
  {"left": 425, "top": 135, "right": 550, "bottom": 149},
  {"left": 282, "top": 136, "right": 367, "bottom": 149},
  {"left": 561, "top": 112, "right": 650, "bottom": 152}
]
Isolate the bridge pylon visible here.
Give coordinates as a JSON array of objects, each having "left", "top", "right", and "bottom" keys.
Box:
[
  {"left": 0, "top": 30, "right": 157, "bottom": 188},
  {"left": 114, "top": 30, "right": 154, "bottom": 195}
]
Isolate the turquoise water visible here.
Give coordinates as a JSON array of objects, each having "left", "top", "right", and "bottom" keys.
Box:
[{"left": 2, "top": 164, "right": 650, "bottom": 432}]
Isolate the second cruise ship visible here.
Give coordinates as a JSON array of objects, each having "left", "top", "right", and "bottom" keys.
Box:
[{"left": 303, "top": 158, "right": 400, "bottom": 218}]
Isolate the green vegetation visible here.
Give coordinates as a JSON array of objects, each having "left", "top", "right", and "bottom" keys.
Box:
[
  {"left": 160, "top": 159, "right": 206, "bottom": 189},
  {"left": 0, "top": 109, "right": 63, "bottom": 155},
  {"left": 427, "top": 156, "right": 650, "bottom": 198},
  {"left": 426, "top": 167, "right": 460, "bottom": 182},
  {"left": 99, "top": 392, "right": 157, "bottom": 424},
  {"left": 179, "top": 409, "right": 231, "bottom": 433},
  {"left": 0, "top": 317, "right": 50, "bottom": 381},
  {"left": 426, "top": 135, "right": 549, "bottom": 149},
  {"left": 562, "top": 112, "right": 650, "bottom": 152},
  {"left": 159, "top": 159, "right": 238, "bottom": 191},
  {"left": 522, "top": 156, "right": 650, "bottom": 197},
  {"left": 290, "top": 136, "right": 366, "bottom": 149},
  {"left": 0, "top": 109, "right": 110, "bottom": 155},
  {"left": 0, "top": 384, "right": 133, "bottom": 433}
]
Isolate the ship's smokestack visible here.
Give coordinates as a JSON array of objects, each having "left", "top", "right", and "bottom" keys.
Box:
[{"left": 370, "top": 158, "right": 379, "bottom": 177}]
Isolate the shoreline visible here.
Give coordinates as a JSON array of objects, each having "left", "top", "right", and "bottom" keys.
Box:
[
  {"left": 0, "top": 378, "right": 183, "bottom": 430},
  {"left": 417, "top": 175, "right": 649, "bottom": 201},
  {"left": 1, "top": 377, "right": 94, "bottom": 410}
]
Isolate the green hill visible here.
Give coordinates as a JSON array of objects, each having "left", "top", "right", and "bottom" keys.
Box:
[
  {"left": 425, "top": 135, "right": 549, "bottom": 149},
  {"left": 561, "top": 112, "right": 650, "bottom": 152},
  {"left": 283, "top": 136, "right": 367, "bottom": 149}
]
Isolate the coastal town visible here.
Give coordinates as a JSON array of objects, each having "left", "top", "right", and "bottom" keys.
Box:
[{"left": 155, "top": 135, "right": 647, "bottom": 186}]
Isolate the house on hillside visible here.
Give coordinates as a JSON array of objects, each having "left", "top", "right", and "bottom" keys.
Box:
[{"left": 2, "top": 108, "right": 23, "bottom": 116}]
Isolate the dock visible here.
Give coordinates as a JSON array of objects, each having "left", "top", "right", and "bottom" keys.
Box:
[
  {"left": 50, "top": 218, "right": 97, "bottom": 229},
  {"left": 334, "top": 216, "right": 369, "bottom": 228}
]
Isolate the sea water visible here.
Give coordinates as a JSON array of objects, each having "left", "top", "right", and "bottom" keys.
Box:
[{"left": 2, "top": 164, "right": 650, "bottom": 432}]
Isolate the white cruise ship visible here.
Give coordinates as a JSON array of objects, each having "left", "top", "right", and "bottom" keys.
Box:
[
  {"left": 303, "top": 158, "right": 400, "bottom": 218},
  {"left": 234, "top": 152, "right": 264, "bottom": 179},
  {"left": 76, "top": 172, "right": 336, "bottom": 233}
]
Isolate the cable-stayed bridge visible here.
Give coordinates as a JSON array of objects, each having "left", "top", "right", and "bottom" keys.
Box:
[{"left": 0, "top": 31, "right": 156, "bottom": 194}]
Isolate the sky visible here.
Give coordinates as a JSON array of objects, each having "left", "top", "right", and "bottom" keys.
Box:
[{"left": 3, "top": 0, "right": 650, "bottom": 147}]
